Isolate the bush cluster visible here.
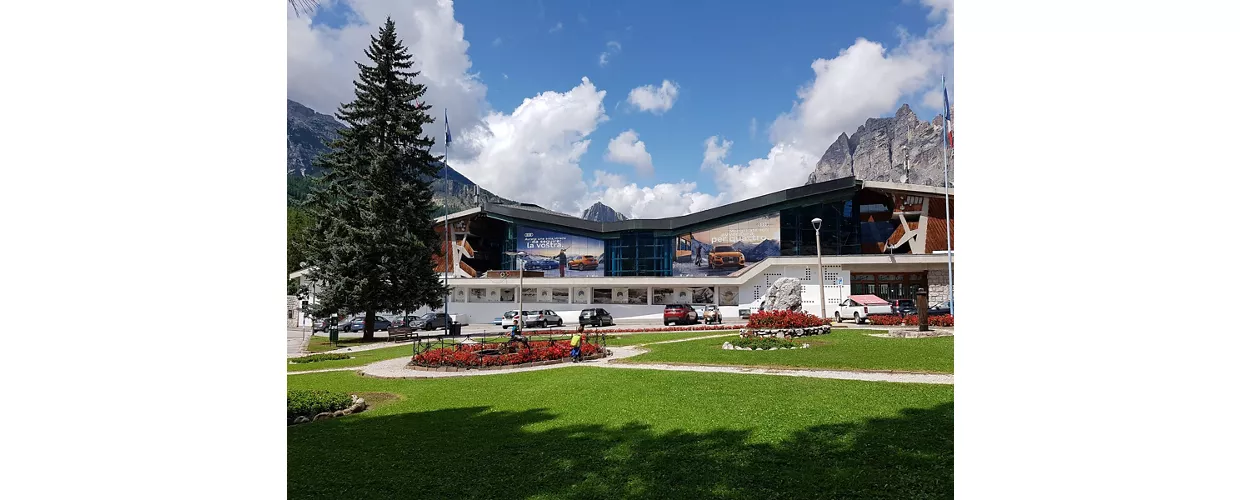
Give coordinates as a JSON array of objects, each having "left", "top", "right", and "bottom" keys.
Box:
[
  {"left": 745, "top": 310, "right": 828, "bottom": 330},
  {"left": 288, "top": 390, "right": 352, "bottom": 420},
  {"left": 866, "top": 314, "right": 954, "bottom": 327},
  {"left": 731, "top": 337, "right": 798, "bottom": 350},
  {"left": 289, "top": 353, "right": 351, "bottom": 364}
]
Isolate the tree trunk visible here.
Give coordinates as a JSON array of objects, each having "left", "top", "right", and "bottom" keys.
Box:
[{"left": 363, "top": 310, "right": 376, "bottom": 340}]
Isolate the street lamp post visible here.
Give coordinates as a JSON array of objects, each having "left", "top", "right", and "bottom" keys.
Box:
[
  {"left": 516, "top": 251, "right": 526, "bottom": 330},
  {"left": 811, "top": 218, "right": 826, "bottom": 321}
]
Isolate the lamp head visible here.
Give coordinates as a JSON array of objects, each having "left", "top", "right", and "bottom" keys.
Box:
[{"left": 811, "top": 218, "right": 823, "bottom": 231}]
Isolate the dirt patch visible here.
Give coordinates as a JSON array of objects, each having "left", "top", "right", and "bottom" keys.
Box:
[{"left": 356, "top": 392, "right": 401, "bottom": 408}]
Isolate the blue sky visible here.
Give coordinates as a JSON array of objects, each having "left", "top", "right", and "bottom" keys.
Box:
[{"left": 290, "top": 0, "right": 953, "bottom": 217}]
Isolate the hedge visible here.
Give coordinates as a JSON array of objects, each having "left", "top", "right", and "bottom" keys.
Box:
[
  {"left": 288, "top": 390, "right": 352, "bottom": 420},
  {"left": 745, "top": 310, "right": 828, "bottom": 330},
  {"left": 289, "top": 353, "right": 351, "bottom": 364}
]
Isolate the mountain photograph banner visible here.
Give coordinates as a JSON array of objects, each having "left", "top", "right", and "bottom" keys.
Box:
[{"left": 673, "top": 212, "right": 781, "bottom": 277}]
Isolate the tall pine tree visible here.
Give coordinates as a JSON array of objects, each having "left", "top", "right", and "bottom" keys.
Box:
[{"left": 303, "top": 18, "right": 447, "bottom": 340}]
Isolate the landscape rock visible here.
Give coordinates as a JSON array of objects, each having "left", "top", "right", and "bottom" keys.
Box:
[
  {"left": 313, "top": 412, "right": 333, "bottom": 421},
  {"left": 759, "top": 278, "right": 803, "bottom": 312},
  {"left": 332, "top": 410, "right": 345, "bottom": 418},
  {"left": 293, "top": 416, "right": 310, "bottom": 424}
]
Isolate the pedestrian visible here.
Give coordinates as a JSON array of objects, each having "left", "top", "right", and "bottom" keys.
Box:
[
  {"left": 570, "top": 325, "right": 584, "bottom": 362},
  {"left": 557, "top": 248, "right": 568, "bottom": 277},
  {"left": 508, "top": 323, "right": 530, "bottom": 350},
  {"left": 695, "top": 245, "right": 702, "bottom": 267}
]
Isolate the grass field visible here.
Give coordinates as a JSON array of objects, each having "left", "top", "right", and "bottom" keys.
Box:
[
  {"left": 305, "top": 335, "right": 392, "bottom": 353},
  {"left": 288, "top": 344, "right": 416, "bottom": 372},
  {"left": 621, "top": 329, "right": 953, "bottom": 374},
  {"left": 287, "top": 369, "right": 953, "bottom": 499},
  {"left": 604, "top": 330, "right": 736, "bottom": 346}
]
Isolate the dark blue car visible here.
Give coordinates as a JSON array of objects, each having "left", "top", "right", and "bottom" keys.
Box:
[
  {"left": 523, "top": 259, "right": 559, "bottom": 271},
  {"left": 344, "top": 316, "right": 391, "bottom": 332}
]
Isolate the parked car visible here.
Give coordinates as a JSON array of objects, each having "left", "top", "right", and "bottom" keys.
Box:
[
  {"left": 501, "top": 310, "right": 536, "bottom": 328},
  {"left": 568, "top": 255, "right": 599, "bottom": 271},
  {"left": 492, "top": 316, "right": 503, "bottom": 326},
  {"left": 347, "top": 315, "right": 392, "bottom": 331},
  {"left": 702, "top": 304, "right": 723, "bottom": 324},
  {"left": 579, "top": 308, "right": 614, "bottom": 327},
  {"left": 409, "top": 312, "right": 449, "bottom": 331},
  {"left": 738, "top": 299, "right": 764, "bottom": 319},
  {"left": 835, "top": 295, "right": 894, "bottom": 324},
  {"left": 707, "top": 245, "right": 745, "bottom": 269},
  {"left": 311, "top": 318, "right": 331, "bottom": 333},
  {"left": 534, "top": 310, "right": 564, "bottom": 328},
  {"left": 927, "top": 300, "right": 953, "bottom": 316},
  {"left": 892, "top": 299, "right": 917, "bottom": 317},
  {"left": 523, "top": 259, "right": 559, "bottom": 271},
  {"left": 663, "top": 304, "right": 700, "bottom": 326}
]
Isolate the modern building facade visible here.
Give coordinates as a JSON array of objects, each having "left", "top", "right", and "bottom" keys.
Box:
[{"left": 292, "top": 176, "right": 955, "bottom": 324}]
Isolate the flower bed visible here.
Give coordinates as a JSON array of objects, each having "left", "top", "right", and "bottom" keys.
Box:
[
  {"left": 518, "top": 324, "right": 747, "bottom": 334},
  {"left": 409, "top": 340, "right": 603, "bottom": 369},
  {"left": 745, "top": 310, "right": 829, "bottom": 329},
  {"left": 867, "top": 314, "right": 954, "bottom": 327}
]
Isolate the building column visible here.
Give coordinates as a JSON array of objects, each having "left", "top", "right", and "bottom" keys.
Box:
[
  {"left": 927, "top": 269, "right": 950, "bottom": 304},
  {"left": 647, "top": 286, "right": 653, "bottom": 305}
]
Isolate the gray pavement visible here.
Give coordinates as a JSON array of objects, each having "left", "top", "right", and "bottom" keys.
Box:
[{"left": 287, "top": 328, "right": 311, "bottom": 357}]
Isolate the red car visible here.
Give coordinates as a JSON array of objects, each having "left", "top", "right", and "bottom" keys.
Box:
[{"left": 663, "top": 304, "right": 699, "bottom": 326}]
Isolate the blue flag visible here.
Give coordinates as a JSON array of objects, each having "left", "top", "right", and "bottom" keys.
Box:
[{"left": 444, "top": 110, "right": 452, "bottom": 146}]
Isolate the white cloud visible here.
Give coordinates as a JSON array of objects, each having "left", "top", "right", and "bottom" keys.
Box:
[
  {"left": 549, "top": 21, "right": 563, "bottom": 33},
  {"left": 287, "top": 0, "right": 488, "bottom": 157},
  {"left": 598, "top": 40, "right": 622, "bottom": 67},
  {"left": 699, "top": 0, "right": 952, "bottom": 203},
  {"left": 604, "top": 130, "right": 654, "bottom": 176},
  {"left": 452, "top": 77, "right": 608, "bottom": 213},
  {"left": 492, "top": 37, "right": 502, "bottom": 47},
  {"left": 626, "top": 80, "right": 680, "bottom": 115},
  {"left": 590, "top": 177, "right": 723, "bottom": 219}
]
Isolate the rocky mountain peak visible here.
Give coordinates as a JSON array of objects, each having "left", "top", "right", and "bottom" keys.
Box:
[
  {"left": 581, "top": 202, "right": 629, "bottom": 222},
  {"left": 805, "top": 104, "right": 954, "bottom": 187}
]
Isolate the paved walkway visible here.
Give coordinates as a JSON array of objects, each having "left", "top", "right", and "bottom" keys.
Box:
[{"left": 292, "top": 336, "right": 954, "bottom": 384}]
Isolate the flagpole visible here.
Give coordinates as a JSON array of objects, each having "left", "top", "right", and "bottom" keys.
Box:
[
  {"left": 442, "top": 109, "right": 450, "bottom": 338},
  {"left": 941, "top": 77, "right": 955, "bottom": 318}
]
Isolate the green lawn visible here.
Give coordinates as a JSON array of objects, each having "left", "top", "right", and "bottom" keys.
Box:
[
  {"left": 288, "top": 369, "right": 953, "bottom": 499},
  {"left": 605, "top": 330, "right": 737, "bottom": 346},
  {"left": 621, "top": 329, "right": 953, "bottom": 374},
  {"left": 306, "top": 335, "right": 392, "bottom": 353},
  {"left": 288, "top": 344, "right": 416, "bottom": 372}
]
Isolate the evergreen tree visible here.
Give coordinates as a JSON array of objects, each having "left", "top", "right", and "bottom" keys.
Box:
[{"left": 302, "top": 18, "right": 447, "bottom": 340}]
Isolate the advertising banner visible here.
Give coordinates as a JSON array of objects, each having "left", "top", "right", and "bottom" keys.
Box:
[
  {"left": 517, "top": 227, "right": 605, "bottom": 277},
  {"left": 674, "top": 212, "right": 781, "bottom": 276}
]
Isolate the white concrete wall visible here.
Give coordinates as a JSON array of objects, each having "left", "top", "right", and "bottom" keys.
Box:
[{"left": 736, "top": 263, "right": 849, "bottom": 319}]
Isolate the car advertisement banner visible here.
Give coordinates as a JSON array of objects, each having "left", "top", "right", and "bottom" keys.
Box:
[
  {"left": 674, "top": 212, "right": 781, "bottom": 276},
  {"left": 516, "top": 226, "right": 605, "bottom": 277}
]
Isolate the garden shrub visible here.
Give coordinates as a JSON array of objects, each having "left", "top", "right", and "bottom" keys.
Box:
[
  {"left": 288, "top": 390, "right": 352, "bottom": 420},
  {"left": 290, "top": 353, "right": 351, "bottom": 363},
  {"left": 865, "top": 314, "right": 955, "bottom": 327},
  {"left": 732, "top": 337, "right": 798, "bottom": 350},
  {"left": 745, "top": 310, "right": 828, "bottom": 330}
]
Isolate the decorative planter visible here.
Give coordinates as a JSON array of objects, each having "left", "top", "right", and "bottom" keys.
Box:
[{"left": 722, "top": 341, "right": 811, "bottom": 351}]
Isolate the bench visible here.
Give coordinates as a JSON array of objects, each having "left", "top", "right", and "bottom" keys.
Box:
[{"left": 388, "top": 327, "right": 418, "bottom": 343}]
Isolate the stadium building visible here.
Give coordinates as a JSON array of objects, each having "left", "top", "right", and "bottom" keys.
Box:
[{"left": 292, "top": 176, "right": 954, "bottom": 324}]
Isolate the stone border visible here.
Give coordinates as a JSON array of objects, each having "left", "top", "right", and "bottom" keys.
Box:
[
  {"left": 405, "top": 352, "right": 608, "bottom": 372},
  {"left": 740, "top": 325, "right": 831, "bottom": 338},
  {"left": 722, "top": 341, "right": 810, "bottom": 351},
  {"left": 288, "top": 394, "right": 367, "bottom": 425}
]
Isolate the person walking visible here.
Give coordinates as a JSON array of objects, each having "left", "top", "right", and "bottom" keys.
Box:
[
  {"left": 557, "top": 248, "right": 568, "bottom": 277},
  {"left": 569, "top": 325, "right": 584, "bottom": 362}
]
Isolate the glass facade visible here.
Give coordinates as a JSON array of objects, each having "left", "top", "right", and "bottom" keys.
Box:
[
  {"left": 779, "top": 201, "right": 860, "bottom": 256},
  {"left": 603, "top": 232, "right": 674, "bottom": 277}
]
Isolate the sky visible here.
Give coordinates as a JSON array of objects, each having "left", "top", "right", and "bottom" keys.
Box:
[{"left": 288, "top": 0, "right": 954, "bottom": 219}]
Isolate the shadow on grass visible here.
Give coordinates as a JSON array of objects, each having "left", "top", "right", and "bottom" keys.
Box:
[{"left": 288, "top": 402, "right": 953, "bottom": 500}]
